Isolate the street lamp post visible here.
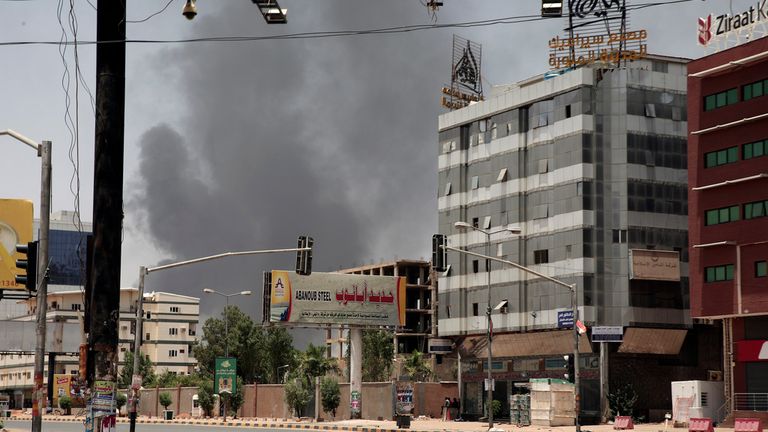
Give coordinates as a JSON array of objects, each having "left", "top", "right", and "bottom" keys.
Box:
[
  {"left": 202, "top": 288, "right": 252, "bottom": 421},
  {"left": 0, "top": 130, "right": 51, "bottom": 432},
  {"left": 454, "top": 221, "right": 520, "bottom": 430},
  {"left": 277, "top": 364, "right": 290, "bottom": 383}
]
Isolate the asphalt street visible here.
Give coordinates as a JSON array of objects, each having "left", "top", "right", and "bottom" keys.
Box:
[{"left": 3, "top": 419, "right": 290, "bottom": 432}]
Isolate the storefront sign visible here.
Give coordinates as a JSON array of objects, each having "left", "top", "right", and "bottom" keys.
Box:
[
  {"left": 698, "top": 1, "right": 768, "bottom": 47},
  {"left": 736, "top": 340, "right": 768, "bottom": 362},
  {"left": 549, "top": 30, "right": 648, "bottom": 69},
  {"left": 558, "top": 310, "right": 574, "bottom": 328},
  {"left": 428, "top": 338, "right": 454, "bottom": 354},
  {"left": 591, "top": 326, "right": 623, "bottom": 342}
]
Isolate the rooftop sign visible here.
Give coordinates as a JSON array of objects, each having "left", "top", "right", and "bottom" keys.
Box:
[{"left": 698, "top": 1, "right": 768, "bottom": 49}]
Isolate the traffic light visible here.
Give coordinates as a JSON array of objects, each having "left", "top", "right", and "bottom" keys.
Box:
[
  {"left": 295, "top": 235, "right": 313, "bottom": 275},
  {"left": 563, "top": 354, "right": 575, "bottom": 383},
  {"left": 541, "top": 1, "right": 564, "bottom": 17},
  {"left": 15, "top": 241, "right": 38, "bottom": 291},
  {"left": 431, "top": 234, "right": 447, "bottom": 272}
]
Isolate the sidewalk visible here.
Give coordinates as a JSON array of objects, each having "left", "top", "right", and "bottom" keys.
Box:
[{"left": 1, "top": 414, "right": 737, "bottom": 432}]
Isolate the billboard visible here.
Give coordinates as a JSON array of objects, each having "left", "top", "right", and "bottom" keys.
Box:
[
  {"left": 269, "top": 270, "right": 406, "bottom": 326},
  {"left": 0, "top": 199, "right": 33, "bottom": 290},
  {"left": 629, "top": 249, "right": 681, "bottom": 281}
]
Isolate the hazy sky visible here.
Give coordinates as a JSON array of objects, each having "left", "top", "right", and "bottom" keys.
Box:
[{"left": 0, "top": 0, "right": 753, "bottom": 335}]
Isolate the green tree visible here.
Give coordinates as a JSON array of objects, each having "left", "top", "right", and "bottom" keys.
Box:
[
  {"left": 403, "top": 350, "right": 434, "bottom": 382},
  {"left": 193, "top": 306, "right": 290, "bottom": 384},
  {"left": 197, "top": 381, "right": 215, "bottom": 417},
  {"left": 320, "top": 377, "right": 341, "bottom": 419},
  {"left": 361, "top": 330, "right": 394, "bottom": 382},
  {"left": 59, "top": 396, "right": 72, "bottom": 415},
  {"left": 159, "top": 392, "right": 173, "bottom": 411},
  {"left": 265, "top": 326, "right": 297, "bottom": 384},
  {"left": 284, "top": 376, "right": 311, "bottom": 418},
  {"left": 156, "top": 370, "right": 180, "bottom": 388},
  {"left": 116, "top": 393, "right": 128, "bottom": 414},
  {"left": 119, "top": 351, "right": 156, "bottom": 388},
  {"left": 298, "top": 343, "right": 339, "bottom": 384}
]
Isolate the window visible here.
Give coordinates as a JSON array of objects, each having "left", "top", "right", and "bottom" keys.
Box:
[
  {"left": 120, "top": 347, "right": 126, "bottom": 352},
  {"left": 704, "top": 146, "right": 738, "bottom": 168},
  {"left": 472, "top": 303, "right": 479, "bottom": 316},
  {"left": 70, "top": 304, "right": 81, "bottom": 311},
  {"left": 756, "top": 261, "right": 767, "bottom": 278},
  {"left": 538, "top": 159, "right": 549, "bottom": 174},
  {"left": 534, "top": 249, "right": 549, "bottom": 264},
  {"left": 472, "top": 260, "right": 479, "bottom": 273},
  {"left": 743, "top": 78, "right": 768, "bottom": 101},
  {"left": 483, "top": 216, "right": 491, "bottom": 229},
  {"left": 705, "top": 264, "right": 735, "bottom": 282},
  {"left": 612, "top": 229, "right": 627, "bottom": 243},
  {"left": 471, "top": 176, "right": 479, "bottom": 190},
  {"left": 445, "top": 305, "right": 451, "bottom": 318},
  {"left": 169, "top": 328, "right": 178, "bottom": 336},
  {"left": 497, "top": 168, "right": 508, "bottom": 182},
  {"left": 705, "top": 205, "right": 739, "bottom": 226},
  {"left": 565, "top": 104, "right": 572, "bottom": 118},
  {"left": 472, "top": 217, "right": 479, "bottom": 228},
  {"left": 444, "top": 182, "right": 452, "bottom": 196},
  {"left": 180, "top": 349, "right": 185, "bottom": 354},
  {"left": 170, "top": 306, "right": 180, "bottom": 313},
  {"left": 644, "top": 103, "right": 656, "bottom": 117},
  {"left": 168, "top": 350, "right": 178, "bottom": 357},
  {"left": 704, "top": 88, "right": 738, "bottom": 111},
  {"left": 145, "top": 333, "right": 150, "bottom": 341},
  {"left": 743, "top": 140, "right": 766, "bottom": 160},
  {"left": 745, "top": 200, "right": 768, "bottom": 220}
]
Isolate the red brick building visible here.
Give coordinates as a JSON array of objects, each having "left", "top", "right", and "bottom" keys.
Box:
[{"left": 688, "top": 36, "right": 768, "bottom": 415}]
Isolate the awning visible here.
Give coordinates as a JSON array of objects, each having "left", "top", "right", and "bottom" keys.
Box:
[
  {"left": 617, "top": 327, "right": 687, "bottom": 355},
  {"left": 458, "top": 330, "right": 592, "bottom": 359}
]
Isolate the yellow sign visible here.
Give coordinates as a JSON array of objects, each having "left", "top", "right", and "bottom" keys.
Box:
[
  {"left": 0, "top": 199, "right": 33, "bottom": 290},
  {"left": 53, "top": 374, "right": 72, "bottom": 405},
  {"left": 548, "top": 29, "right": 649, "bottom": 70}
]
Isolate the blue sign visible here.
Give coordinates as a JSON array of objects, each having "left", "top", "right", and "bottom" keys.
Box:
[{"left": 558, "top": 311, "right": 574, "bottom": 328}]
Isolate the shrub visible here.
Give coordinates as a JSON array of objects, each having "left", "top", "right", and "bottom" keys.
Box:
[
  {"left": 197, "top": 382, "right": 215, "bottom": 417},
  {"left": 320, "top": 377, "right": 341, "bottom": 419},
  {"left": 159, "top": 392, "right": 173, "bottom": 410},
  {"left": 608, "top": 384, "right": 638, "bottom": 420},
  {"left": 116, "top": 393, "right": 128, "bottom": 412},
  {"left": 491, "top": 399, "right": 502, "bottom": 418},
  {"left": 284, "top": 377, "right": 311, "bottom": 417}
]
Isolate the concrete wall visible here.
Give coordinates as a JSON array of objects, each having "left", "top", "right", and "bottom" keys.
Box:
[{"left": 135, "top": 381, "right": 457, "bottom": 420}]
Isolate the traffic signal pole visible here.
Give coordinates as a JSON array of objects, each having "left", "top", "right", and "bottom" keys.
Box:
[
  {"left": 32, "top": 140, "right": 51, "bottom": 432},
  {"left": 128, "top": 246, "right": 309, "bottom": 431}
]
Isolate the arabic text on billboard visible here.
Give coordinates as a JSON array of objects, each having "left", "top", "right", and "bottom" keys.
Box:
[
  {"left": 270, "top": 271, "right": 406, "bottom": 326},
  {"left": 629, "top": 249, "right": 680, "bottom": 281}
]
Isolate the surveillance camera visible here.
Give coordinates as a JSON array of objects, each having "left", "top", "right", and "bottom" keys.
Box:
[{"left": 182, "top": 0, "right": 197, "bottom": 20}]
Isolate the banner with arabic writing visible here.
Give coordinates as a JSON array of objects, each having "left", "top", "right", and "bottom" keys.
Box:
[{"left": 270, "top": 270, "right": 406, "bottom": 326}]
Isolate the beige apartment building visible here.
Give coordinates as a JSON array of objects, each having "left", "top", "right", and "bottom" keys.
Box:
[{"left": 0, "top": 288, "right": 198, "bottom": 408}]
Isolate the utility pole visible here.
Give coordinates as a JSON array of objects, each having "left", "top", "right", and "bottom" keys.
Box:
[
  {"left": 33, "top": 140, "right": 51, "bottom": 432},
  {"left": 88, "top": 1, "right": 125, "bottom": 430}
]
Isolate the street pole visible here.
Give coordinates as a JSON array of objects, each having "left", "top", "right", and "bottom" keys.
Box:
[
  {"left": 572, "top": 284, "right": 580, "bottom": 432},
  {"left": 89, "top": 1, "right": 125, "bottom": 431},
  {"left": 484, "top": 232, "right": 493, "bottom": 429},
  {"left": 32, "top": 140, "right": 51, "bottom": 432},
  {"left": 223, "top": 296, "right": 229, "bottom": 422},
  {"left": 129, "top": 267, "right": 147, "bottom": 432}
]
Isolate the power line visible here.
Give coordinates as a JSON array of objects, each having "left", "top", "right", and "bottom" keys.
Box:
[{"left": 0, "top": 0, "right": 696, "bottom": 48}]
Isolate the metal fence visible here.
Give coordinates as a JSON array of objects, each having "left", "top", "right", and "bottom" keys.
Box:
[{"left": 734, "top": 393, "right": 768, "bottom": 411}]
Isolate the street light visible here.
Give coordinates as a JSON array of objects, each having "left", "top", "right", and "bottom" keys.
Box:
[
  {"left": 202, "top": 288, "right": 251, "bottom": 422},
  {"left": 454, "top": 221, "right": 520, "bottom": 430},
  {"left": 1, "top": 130, "right": 51, "bottom": 432}
]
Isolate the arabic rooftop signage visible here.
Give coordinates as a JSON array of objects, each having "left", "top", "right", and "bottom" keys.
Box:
[
  {"left": 441, "top": 35, "right": 484, "bottom": 111},
  {"left": 697, "top": 1, "right": 768, "bottom": 50},
  {"left": 269, "top": 270, "right": 406, "bottom": 326},
  {"left": 549, "top": 0, "right": 648, "bottom": 70}
]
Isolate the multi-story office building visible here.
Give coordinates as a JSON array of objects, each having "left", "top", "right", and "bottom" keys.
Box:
[
  {"left": 437, "top": 55, "right": 720, "bottom": 421},
  {"left": 0, "top": 288, "right": 199, "bottom": 408},
  {"left": 688, "top": 36, "right": 768, "bottom": 419}
]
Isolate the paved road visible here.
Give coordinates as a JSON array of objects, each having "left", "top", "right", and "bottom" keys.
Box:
[{"left": 3, "top": 419, "right": 291, "bottom": 432}]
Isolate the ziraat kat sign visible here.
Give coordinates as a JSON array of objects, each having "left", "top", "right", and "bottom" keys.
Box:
[{"left": 698, "top": 0, "right": 768, "bottom": 47}]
